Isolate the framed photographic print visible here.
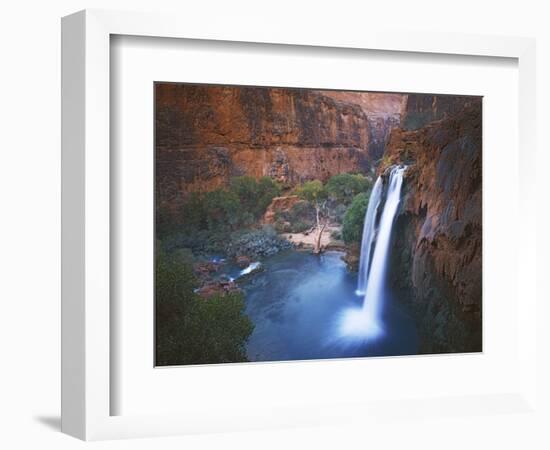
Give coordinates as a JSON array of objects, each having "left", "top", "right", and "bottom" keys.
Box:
[
  {"left": 153, "top": 82, "right": 482, "bottom": 367},
  {"left": 62, "top": 9, "right": 539, "bottom": 441}
]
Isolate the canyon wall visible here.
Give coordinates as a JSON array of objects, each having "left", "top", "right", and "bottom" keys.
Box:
[
  {"left": 401, "top": 94, "right": 480, "bottom": 131},
  {"left": 155, "top": 84, "right": 404, "bottom": 212},
  {"left": 366, "top": 114, "right": 402, "bottom": 160},
  {"left": 384, "top": 96, "right": 482, "bottom": 353}
]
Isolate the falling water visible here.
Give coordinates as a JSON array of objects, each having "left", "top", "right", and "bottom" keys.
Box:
[
  {"left": 340, "top": 165, "right": 406, "bottom": 339},
  {"left": 356, "top": 177, "right": 383, "bottom": 296},
  {"left": 361, "top": 166, "right": 406, "bottom": 324},
  {"left": 239, "top": 262, "right": 261, "bottom": 277}
]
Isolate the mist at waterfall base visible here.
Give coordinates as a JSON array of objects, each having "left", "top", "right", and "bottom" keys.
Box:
[{"left": 239, "top": 166, "right": 417, "bottom": 362}]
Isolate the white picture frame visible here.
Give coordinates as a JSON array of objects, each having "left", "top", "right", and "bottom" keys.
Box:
[{"left": 61, "top": 9, "right": 538, "bottom": 441}]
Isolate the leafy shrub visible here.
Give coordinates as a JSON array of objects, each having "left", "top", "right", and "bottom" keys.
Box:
[
  {"left": 290, "top": 221, "right": 309, "bottom": 233},
  {"left": 204, "top": 189, "right": 241, "bottom": 231},
  {"left": 230, "top": 176, "right": 259, "bottom": 212},
  {"left": 342, "top": 192, "right": 369, "bottom": 243},
  {"left": 155, "top": 246, "right": 254, "bottom": 366},
  {"left": 296, "top": 180, "right": 327, "bottom": 204},
  {"left": 325, "top": 173, "right": 371, "bottom": 205},
  {"left": 230, "top": 175, "right": 281, "bottom": 219},
  {"left": 157, "top": 176, "right": 282, "bottom": 243}
]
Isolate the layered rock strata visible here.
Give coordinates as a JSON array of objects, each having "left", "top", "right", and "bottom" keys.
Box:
[{"left": 155, "top": 84, "right": 405, "bottom": 213}]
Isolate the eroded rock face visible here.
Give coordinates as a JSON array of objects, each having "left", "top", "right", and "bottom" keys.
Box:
[
  {"left": 321, "top": 91, "right": 405, "bottom": 161},
  {"left": 385, "top": 98, "right": 482, "bottom": 353},
  {"left": 366, "top": 114, "right": 401, "bottom": 160},
  {"left": 155, "top": 84, "right": 407, "bottom": 214},
  {"left": 401, "top": 94, "right": 480, "bottom": 131}
]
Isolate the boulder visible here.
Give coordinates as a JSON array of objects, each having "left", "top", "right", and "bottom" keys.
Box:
[
  {"left": 196, "top": 280, "right": 241, "bottom": 299},
  {"left": 235, "top": 255, "right": 251, "bottom": 268},
  {"left": 193, "top": 261, "right": 220, "bottom": 276}
]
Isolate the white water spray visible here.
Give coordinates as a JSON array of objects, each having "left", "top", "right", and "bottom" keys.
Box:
[
  {"left": 239, "top": 262, "right": 261, "bottom": 277},
  {"left": 356, "top": 177, "right": 383, "bottom": 296},
  {"left": 340, "top": 165, "right": 406, "bottom": 340}
]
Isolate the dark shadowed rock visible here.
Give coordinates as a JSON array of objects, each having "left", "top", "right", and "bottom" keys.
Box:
[
  {"left": 384, "top": 97, "right": 482, "bottom": 353},
  {"left": 235, "top": 255, "right": 251, "bottom": 268},
  {"left": 401, "top": 94, "right": 480, "bottom": 131}
]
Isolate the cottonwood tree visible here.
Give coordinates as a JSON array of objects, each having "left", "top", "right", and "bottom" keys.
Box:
[{"left": 296, "top": 180, "right": 328, "bottom": 254}]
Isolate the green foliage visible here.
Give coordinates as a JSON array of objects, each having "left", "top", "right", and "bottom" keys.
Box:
[
  {"left": 156, "top": 176, "right": 283, "bottom": 253},
  {"left": 296, "top": 180, "right": 327, "bottom": 205},
  {"left": 342, "top": 192, "right": 369, "bottom": 243},
  {"left": 290, "top": 221, "right": 309, "bottom": 233},
  {"left": 230, "top": 176, "right": 281, "bottom": 219},
  {"left": 155, "top": 246, "right": 254, "bottom": 366},
  {"left": 325, "top": 173, "right": 371, "bottom": 205},
  {"left": 289, "top": 201, "right": 315, "bottom": 223},
  {"left": 159, "top": 176, "right": 281, "bottom": 238},
  {"left": 256, "top": 176, "right": 281, "bottom": 215},
  {"left": 203, "top": 189, "right": 241, "bottom": 231},
  {"left": 229, "top": 176, "right": 259, "bottom": 212}
]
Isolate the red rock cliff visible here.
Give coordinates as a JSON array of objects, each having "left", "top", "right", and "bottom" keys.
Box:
[{"left": 155, "top": 84, "right": 404, "bottom": 212}]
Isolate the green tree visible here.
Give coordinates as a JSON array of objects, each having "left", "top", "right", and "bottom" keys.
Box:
[
  {"left": 256, "top": 176, "right": 281, "bottom": 216},
  {"left": 296, "top": 179, "right": 326, "bottom": 206},
  {"left": 155, "top": 246, "right": 254, "bottom": 366},
  {"left": 342, "top": 192, "right": 369, "bottom": 243},
  {"left": 203, "top": 189, "right": 241, "bottom": 231},
  {"left": 325, "top": 173, "right": 371, "bottom": 205},
  {"left": 230, "top": 176, "right": 258, "bottom": 213}
]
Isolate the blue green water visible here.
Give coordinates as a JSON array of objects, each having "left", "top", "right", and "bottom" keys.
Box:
[{"left": 239, "top": 250, "right": 418, "bottom": 362}]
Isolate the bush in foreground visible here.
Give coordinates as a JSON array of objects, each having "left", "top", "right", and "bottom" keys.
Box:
[{"left": 155, "top": 247, "right": 254, "bottom": 366}]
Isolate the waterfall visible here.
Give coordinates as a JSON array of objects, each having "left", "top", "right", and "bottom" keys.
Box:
[
  {"left": 361, "top": 166, "right": 405, "bottom": 325},
  {"left": 355, "top": 177, "right": 383, "bottom": 296},
  {"left": 340, "top": 165, "right": 406, "bottom": 339}
]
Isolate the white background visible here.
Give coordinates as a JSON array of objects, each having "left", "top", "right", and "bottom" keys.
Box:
[{"left": 0, "top": 1, "right": 548, "bottom": 449}]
